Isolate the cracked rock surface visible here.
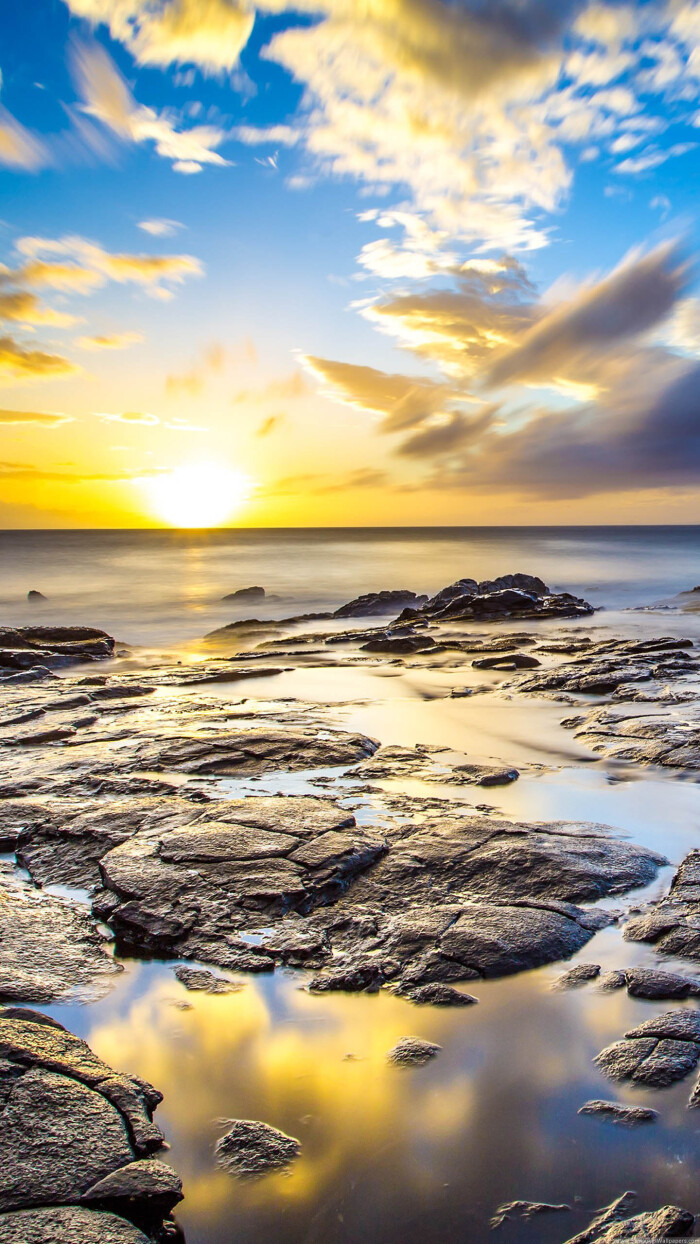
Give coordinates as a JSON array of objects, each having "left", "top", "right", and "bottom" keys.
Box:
[{"left": 0, "top": 1009, "right": 181, "bottom": 1241}]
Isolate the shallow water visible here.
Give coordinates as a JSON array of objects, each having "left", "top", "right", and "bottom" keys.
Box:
[
  {"left": 1, "top": 524, "right": 700, "bottom": 645},
  {"left": 28, "top": 653, "right": 700, "bottom": 1244},
  {"left": 7, "top": 531, "right": 700, "bottom": 1240}
]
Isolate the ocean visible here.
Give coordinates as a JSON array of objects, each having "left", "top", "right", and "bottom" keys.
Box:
[{"left": 1, "top": 525, "right": 700, "bottom": 644}]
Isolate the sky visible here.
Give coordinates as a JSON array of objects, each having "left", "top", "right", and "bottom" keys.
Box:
[{"left": 3, "top": 0, "right": 700, "bottom": 527}]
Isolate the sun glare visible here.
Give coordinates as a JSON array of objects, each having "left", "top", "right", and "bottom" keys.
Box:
[{"left": 147, "top": 462, "right": 253, "bottom": 528}]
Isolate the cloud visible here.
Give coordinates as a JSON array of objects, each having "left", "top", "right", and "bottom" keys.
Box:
[
  {"left": 98, "top": 409, "right": 159, "bottom": 424},
  {"left": 0, "top": 335, "right": 78, "bottom": 381},
  {"left": 429, "top": 352, "right": 700, "bottom": 499},
  {"left": 0, "top": 106, "right": 47, "bottom": 171},
  {"left": 274, "top": 466, "right": 390, "bottom": 495},
  {"left": 71, "top": 39, "right": 230, "bottom": 172},
  {"left": 485, "top": 240, "right": 691, "bottom": 390},
  {"left": 137, "top": 218, "right": 182, "bottom": 236},
  {"left": 166, "top": 339, "right": 226, "bottom": 395},
  {"left": 14, "top": 234, "right": 203, "bottom": 297},
  {"left": 303, "top": 356, "right": 468, "bottom": 433},
  {"left": 66, "top": 0, "right": 254, "bottom": 74},
  {"left": 256, "top": 414, "right": 284, "bottom": 436},
  {"left": 396, "top": 409, "right": 494, "bottom": 458},
  {"left": 0, "top": 409, "right": 73, "bottom": 426},
  {"left": 0, "top": 290, "right": 79, "bottom": 328},
  {"left": 76, "top": 331, "right": 144, "bottom": 349}
]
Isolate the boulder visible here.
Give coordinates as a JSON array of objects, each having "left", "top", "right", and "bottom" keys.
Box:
[
  {"left": 334, "top": 590, "right": 427, "bottom": 618},
  {"left": 222, "top": 587, "right": 265, "bottom": 602},
  {"left": 387, "top": 1037, "right": 441, "bottom": 1066},
  {"left": 215, "top": 1119, "right": 300, "bottom": 1176}
]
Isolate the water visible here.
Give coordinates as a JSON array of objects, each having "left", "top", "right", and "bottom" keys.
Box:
[
  {"left": 1, "top": 525, "right": 699, "bottom": 645},
  {"left": 6, "top": 525, "right": 700, "bottom": 1241}
]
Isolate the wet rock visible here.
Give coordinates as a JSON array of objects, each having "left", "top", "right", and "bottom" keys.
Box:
[
  {"left": 577, "top": 1100, "right": 658, "bottom": 1126},
  {"left": 0, "top": 1010, "right": 178, "bottom": 1239},
  {"left": 27, "top": 591, "right": 47, "bottom": 602},
  {"left": 334, "top": 591, "right": 427, "bottom": 618},
  {"left": 222, "top": 587, "right": 266, "bottom": 602},
  {"left": 0, "top": 884, "right": 121, "bottom": 1004},
  {"left": 0, "top": 1207, "right": 152, "bottom": 1243},
  {"left": 132, "top": 727, "right": 379, "bottom": 776},
  {"left": 623, "top": 967, "right": 700, "bottom": 999},
  {"left": 387, "top": 1037, "right": 441, "bottom": 1066},
  {"left": 451, "top": 762, "right": 519, "bottom": 786},
  {"left": 598, "top": 970, "right": 627, "bottom": 991},
  {"left": 215, "top": 1119, "right": 301, "bottom": 1176},
  {"left": 595, "top": 1010, "right": 700, "bottom": 1087},
  {"left": 308, "top": 964, "right": 384, "bottom": 993},
  {"left": 81, "top": 1158, "right": 182, "bottom": 1216},
  {"left": 361, "top": 634, "right": 436, "bottom": 655},
  {"left": 490, "top": 1199, "right": 570, "bottom": 1229},
  {"left": 173, "top": 966, "right": 241, "bottom": 994},
  {"left": 472, "top": 652, "right": 541, "bottom": 670},
  {"left": 553, "top": 963, "right": 601, "bottom": 989},
  {"left": 564, "top": 1196, "right": 693, "bottom": 1244},
  {"left": 0, "top": 627, "right": 114, "bottom": 671},
  {"left": 179, "top": 665, "right": 287, "bottom": 686},
  {"left": 394, "top": 982, "right": 478, "bottom": 1006},
  {"left": 625, "top": 849, "right": 700, "bottom": 961}
]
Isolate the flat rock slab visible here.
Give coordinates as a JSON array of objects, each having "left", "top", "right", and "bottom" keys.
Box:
[
  {"left": 0, "top": 883, "right": 121, "bottom": 1004},
  {"left": 625, "top": 848, "right": 700, "bottom": 963},
  {"left": 394, "top": 983, "right": 478, "bottom": 1006},
  {"left": 0, "top": 1010, "right": 180, "bottom": 1237},
  {"left": 215, "top": 1119, "right": 301, "bottom": 1177},
  {"left": 132, "top": 727, "right": 378, "bottom": 775},
  {"left": 387, "top": 1037, "right": 441, "bottom": 1066},
  {"left": 553, "top": 964, "right": 601, "bottom": 989},
  {"left": 578, "top": 1100, "right": 658, "bottom": 1126}
]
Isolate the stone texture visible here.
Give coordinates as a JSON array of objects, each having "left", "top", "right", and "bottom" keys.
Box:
[
  {"left": 215, "top": 1119, "right": 301, "bottom": 1176},
  {"left": 387, "top": 1037, "right": 441, "bottom": 1066}
]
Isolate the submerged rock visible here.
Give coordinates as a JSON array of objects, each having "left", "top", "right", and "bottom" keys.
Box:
[
  {"left": 173, "top": 966, "right": 241, "bottom": 994},
  {"left": 222, "top": 586, "right": 265, "bottom": 602},
  {"left": 387, "top": 1037, "right": 441, "bottom": 1066},
  {"left": 577, "top": 1100, "right": 658, "bottom": 1126},
  {"left": 490, "top": 1199, "right": 570, "bottom": 1229},
  {"left": 215, "top": 1119, "right": 301, "bottom": 1176}
]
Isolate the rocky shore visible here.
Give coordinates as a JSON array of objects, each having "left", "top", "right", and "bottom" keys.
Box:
[{"left": 2, "top": 571, "right": 700, "bottom": 1240}]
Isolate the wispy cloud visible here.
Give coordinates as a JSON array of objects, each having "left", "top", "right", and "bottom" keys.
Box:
[
  {"left": 75, "top": 331, "right": 144, "bottom": 349},
  {"left": 0, "top": 408, "right": 73, "bottom": 425}
]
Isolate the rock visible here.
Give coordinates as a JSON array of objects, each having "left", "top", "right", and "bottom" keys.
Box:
[
  {"left": 308, "top": 964, "right": 384, "bottom": 993},
  {"left": 577, "top": 1100, "right": 658, "bottom": 1126},
  {"left": 472, "top": 653, "right": 541, "bottom": 670},
  {"left": 0, "top": 1010, "right": 178, "bottom": 1239},
  {"left": 0, "top": 884, "right": 121, "bottom": 1004},
  {"left": 490, "top": 1199, "right": 570, "bottom": 1229},
  {"left": 0, "top": 1207, "right": 152, "bottom": 1243},
  {"left": 553, "top": 963, "right": 601, "bottom": 989},
  {"left": 173, "top": 966, "right": 241, "bottom": 994},
  {"left": 334, "top": 591, "right": 427, "bottom": 618},
  {"left": 451, "top": 763, "right": 519, "bottom": 786},
  {"left": 0, "top": 627, "right": 114, "bottom": 672},
  {"left": 594, "top": 1010, "right": 700, "bottom": 1088},
  {"left": 132, "top": 727, "right": 379, "bottom": 776},
  {"left": 27, "top": 591, "right": 47, "bottom": 602},
  {"left": 387, "top": 1037, "right": 441, "bottom": 1066},
  {"left": 215, "top": 1119, "right": 300, "bottom": 1176},
  {"left": 623, "top": 967, "right": 700, "bottom": 999},
  {"left": 563, "top": 1196, "right": 694, "bottom": 1244},
  {"left": 222, "top": 587, "right": 265, "bottom": 602},
  {"left": 625, "top": 850, "right": 700, "bottom": 962},
  {"left": 393, "top": 982, "right": 478, "bottom": 1006},
  {"left": 361, "top": 635, "right": 436, "bottom": 655},
  {"left": 81, "top": 1158, "right": 182, "bottom": 1215}
]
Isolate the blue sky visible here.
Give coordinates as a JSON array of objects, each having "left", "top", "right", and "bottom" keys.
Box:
[{"left": 2, "top": 0, "right": 700, "bottom": 526}]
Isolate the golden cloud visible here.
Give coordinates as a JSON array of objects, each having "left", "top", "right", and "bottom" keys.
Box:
[
  {"left": 0, "top": 335, "right": 78, "bottom": 381},
  {"left": 0, "top": 409, "right": 73, "bottom": 425},
  {"left": 76, "top": 331, "right": 144, "bottom": 349}
]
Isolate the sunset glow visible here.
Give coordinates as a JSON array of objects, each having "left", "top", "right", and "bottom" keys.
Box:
[{"left": 146, "top": 463, "right": 253, "bottom": 528}]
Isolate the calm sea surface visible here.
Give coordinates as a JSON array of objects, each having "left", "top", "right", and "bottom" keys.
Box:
[{"left": 0, "top": 525, "right": 699, "bottom": 644}]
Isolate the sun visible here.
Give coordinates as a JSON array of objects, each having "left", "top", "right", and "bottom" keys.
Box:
[{"left": 147, "top": 462, "right": 253, "bottom": 528}]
